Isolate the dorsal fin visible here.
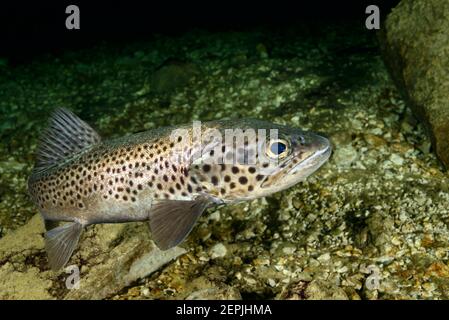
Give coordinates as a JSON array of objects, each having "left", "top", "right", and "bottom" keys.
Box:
[{"left": 33, "top": 108, "right": 101, "bottom": 173}]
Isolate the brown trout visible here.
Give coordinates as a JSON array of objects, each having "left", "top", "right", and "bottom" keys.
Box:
[{"left": 28, "top": 108, "right": 331, "bottom": 270}]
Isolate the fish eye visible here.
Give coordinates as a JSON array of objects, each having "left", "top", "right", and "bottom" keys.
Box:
[{"left": 267, "top": 139, "right": 289, "bottom": 159}]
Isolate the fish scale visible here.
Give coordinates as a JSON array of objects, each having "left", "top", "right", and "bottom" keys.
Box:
[{"left": 28, "top": 108, "right": 331, "bottom": 270}]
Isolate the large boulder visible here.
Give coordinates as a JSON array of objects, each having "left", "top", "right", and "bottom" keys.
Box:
[{"left": 378, "top": 0, "right": 449, "bottom": 168}]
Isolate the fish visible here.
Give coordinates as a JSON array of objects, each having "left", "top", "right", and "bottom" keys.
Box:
[{"left": 27, "top": 108, "right": 332, "bottom": 271}]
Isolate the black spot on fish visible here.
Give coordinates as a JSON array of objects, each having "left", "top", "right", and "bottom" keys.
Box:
[{"left": 239, "top": 176, "right": 248, "bottom": 184}]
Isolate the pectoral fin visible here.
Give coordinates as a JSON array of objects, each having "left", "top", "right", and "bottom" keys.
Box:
[
  {"left": 44, "top": 221, "right": 83, "bottom": 271},
  {"left": 149, "top": 196, "right": 211, "bottom": 250}
]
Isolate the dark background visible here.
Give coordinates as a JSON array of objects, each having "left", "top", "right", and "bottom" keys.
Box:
[{"left": 0, "top": 0, "right": 401, "bottom": 65}]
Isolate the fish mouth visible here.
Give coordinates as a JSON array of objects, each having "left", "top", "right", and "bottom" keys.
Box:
[{"left": 288, "top": 139, "right": 332, "bottom": 174}]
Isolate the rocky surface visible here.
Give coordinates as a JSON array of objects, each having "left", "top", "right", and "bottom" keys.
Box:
[
  {"left": 378, "top": 0, "right": 449, "bottom": 168},
  {"left": 186, "top": 286, "right": 242, "bottom": 300},
  {"left": 1, "top": 22, "right": 449, "bottom": 299},
  {"left": 0, "top": 214, "right": 185, "bottom": 299}
]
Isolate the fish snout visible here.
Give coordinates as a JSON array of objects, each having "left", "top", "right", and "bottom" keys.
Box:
[{"left": 310, "top": 133, "right": 332, "bottom": 158}]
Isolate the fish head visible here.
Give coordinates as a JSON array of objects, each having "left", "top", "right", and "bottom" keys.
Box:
[
  {"left": 189, "top": 119, "right": 332, "bottom": 201},
  {"left": 253, "top": 128, "right": 332, "bottom": 196}
]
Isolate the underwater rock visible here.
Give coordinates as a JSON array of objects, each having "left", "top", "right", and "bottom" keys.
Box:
[
  {"left": 0, "top": 214, "right": 185, "bottom": 299},
  {"left": 304, "top": 280, "right": 349, "bottom": 300},
  {"left": 65, "top": 224, "right": 186, "bottom": 300},
  {"left": 378, "top": 0, "right": 449, "bottom": 168},
  {"left": 186, "top": 286, "right": 242, "bottom": 300},
  {"left": 150, "top": 59, "right": 201, "bottom": 94},
  {"left": 0, "top": 215, "right": 52, "bottom": 299},
  {"left": 209, "top": 243, "right": 227, "bottom": 259},
  {"left": 277, "top": 280, "right": 348, "bottom": 300},
  {"left": 332, "top": 144, "right": 358, "bottom": 168}
]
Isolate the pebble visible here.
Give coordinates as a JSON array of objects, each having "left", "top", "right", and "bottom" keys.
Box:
[
  {"left": 333, "top": 144, "right": 358, "bottom": 168},
  {"left": 267, "top": 278, "right": 276, "bottom": 287},
  {"left": 210, "top": 243, "right": 227, "bottom": 259},
  {"left": 390, "top": 154, "right": 404, "bottom": 166},
  {"left": 317, "top": 253, "right": 331, "bottom": 263}
]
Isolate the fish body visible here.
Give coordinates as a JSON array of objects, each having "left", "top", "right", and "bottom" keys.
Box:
[{"left": 28, "top": 109, "right": 331, "bottom": 270}]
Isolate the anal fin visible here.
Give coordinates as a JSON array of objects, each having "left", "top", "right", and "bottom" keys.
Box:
[
  {"left": 45, "top": 222, "right": 83, "bottom": 271},
  {"left": 149, "top": 196, "right": 211, "bottom": 250}
]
